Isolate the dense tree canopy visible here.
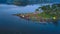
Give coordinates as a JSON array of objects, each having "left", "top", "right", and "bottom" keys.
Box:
[{"left": 37, "top": 4, "right": 60, "bottom": 20}]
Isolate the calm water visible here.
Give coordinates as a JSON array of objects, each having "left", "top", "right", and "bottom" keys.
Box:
[{"left": 0, "top": 4, "right": 60, "bottom": 34}]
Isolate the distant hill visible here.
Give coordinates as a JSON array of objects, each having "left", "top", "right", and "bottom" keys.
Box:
[
  {"left": 0, "top": 0, "right": 60, "bottom": 5},
  {"left": 0, "top": 0, "right": 7, "bottom": 3}
]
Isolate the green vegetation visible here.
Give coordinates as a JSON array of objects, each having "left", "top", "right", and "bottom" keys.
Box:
[
  {"left": 13, "top": 0, "right": 29, "bottom": 6},
  {"left": 36, "top": 4, "right": 60, "bottom": 20},
  {"left": 14, "top": 4, "right": 60, "bottom": 23},
  {"left": 37, "top": 12, "right": 51, "bottom": 18},
  {"left": 5, "top": 0, "right": 55, "bottom": 6}
]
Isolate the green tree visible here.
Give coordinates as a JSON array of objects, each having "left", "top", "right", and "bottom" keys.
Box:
[{"left": 13, "top": 0, "right": 29, "bottom": 6}]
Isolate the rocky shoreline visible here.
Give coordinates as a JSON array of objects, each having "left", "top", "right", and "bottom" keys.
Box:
[
  {"left": 13, "top": 3, "right": 60, "bottom": 23},
  {"left": 13, "top": 13, "right": 55, "bottom": 23}
]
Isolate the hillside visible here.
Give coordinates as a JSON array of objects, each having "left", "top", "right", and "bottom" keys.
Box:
[
  {"left": 0, "top": 0, "right": 60, "bottom": 6},
  {"left": 13, "top": 4, "right": 60, "bottom": 23}
]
